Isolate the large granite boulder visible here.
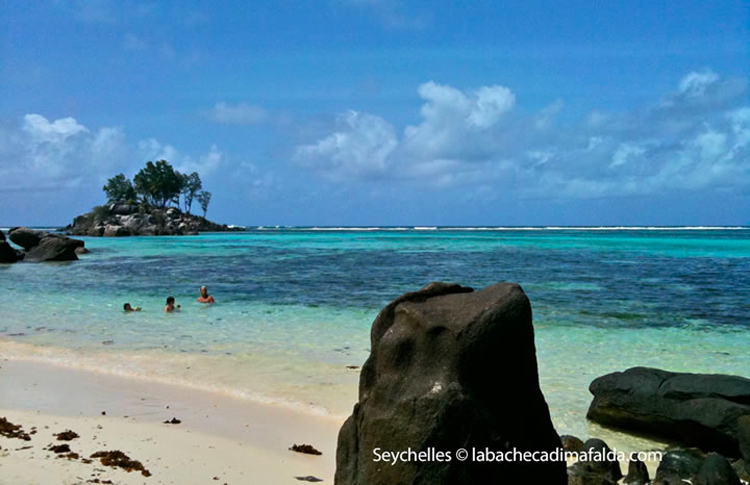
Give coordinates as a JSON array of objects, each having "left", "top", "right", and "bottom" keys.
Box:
[
  {"left": 24, "top": 234, "right": 81, "bottom": 262},
  {"left": 587, "top": 367, "right": 750, "bottom": 458},
  {"left": 8, "top": 227, "right": 45, "bottom": 250},
  {"left": 335, "top": 282, "right": 567, "bottom": 485}
]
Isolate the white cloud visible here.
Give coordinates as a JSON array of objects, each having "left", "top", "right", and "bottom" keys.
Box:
[
  {"left": 294, "top": 110, "right": 397, "bottom": 182},
  {"left": 22, "top": 114, "right": 88, "bottom": 144},
  {"left": 0, "top": 114, "right": 225, "bottom": 194},
  {"left": 678, "top": 70, "right": 720, "bottom": 97},
  {"left": 138, "top": 139, "right": 223, "bottom": 176},
  {"left": 610, "top": 143, "right": 646, "bottom": 168},
  {"left": 210, "top": 102, "right": 268, "bottom": 125},
  {"left": 293, "top": 72, "right": 750, "bottom": 198}
]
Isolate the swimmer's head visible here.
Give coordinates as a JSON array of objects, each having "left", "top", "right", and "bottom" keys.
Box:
[{"left": 166, "top": 296, "right": 175, "bottom": 305}]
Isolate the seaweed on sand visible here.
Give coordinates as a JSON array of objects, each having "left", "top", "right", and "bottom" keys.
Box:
[{"left": 90, "top": 450, "right": 152, "bottom": 477}]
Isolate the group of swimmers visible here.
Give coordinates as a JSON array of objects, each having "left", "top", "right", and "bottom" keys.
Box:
[{"left": 123, "top": 286, "right": 216, "bottom": 313}]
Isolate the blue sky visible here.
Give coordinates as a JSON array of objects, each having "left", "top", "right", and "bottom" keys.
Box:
[{"left": 1, "top": 0, "right": 748, "bottom": 226}]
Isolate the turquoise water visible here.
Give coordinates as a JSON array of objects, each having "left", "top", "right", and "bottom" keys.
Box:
[{"left": 1, "top": 227, "right": 749, "bottom": 450}]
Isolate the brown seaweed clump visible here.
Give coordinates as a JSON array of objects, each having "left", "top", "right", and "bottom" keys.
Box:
[
  {"left": 0, "top": 417, "right": 31, "bottom": 441},
  {"left": 47, "top": 444, "right": 71, "bottom": 453},
  {"left": 54, "top": 429, "right": 80, "bottom": 441},
  {"left": 289, "top": 443, "right": 323, "bottom": 455},
  {"left": 91, "top": 450, "right": 152, "bottom": 477}
]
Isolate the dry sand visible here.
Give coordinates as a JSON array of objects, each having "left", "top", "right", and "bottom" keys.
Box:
[{"left": 0, "top": 359, "right": 342, "bottom": 485}]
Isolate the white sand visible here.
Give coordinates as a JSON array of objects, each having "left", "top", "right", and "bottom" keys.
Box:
[{"left": 0, "top": 359, "right": 342, "bottom": 485}]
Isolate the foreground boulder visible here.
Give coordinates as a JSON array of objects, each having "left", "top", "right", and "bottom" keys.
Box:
[
  {"left": 587, "top": 367, "right": 750, "bottom": 458},
  {"left": 335, "top": 282, "right": 567, "bottom": 485}
]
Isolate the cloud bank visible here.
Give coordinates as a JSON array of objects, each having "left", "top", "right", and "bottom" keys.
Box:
[{"left": 293, "top": 70, "right": 749, "bottom": 199}]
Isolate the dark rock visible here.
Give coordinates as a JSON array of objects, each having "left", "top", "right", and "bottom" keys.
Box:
[
  {"left": 587, "top": 367, "right": 750, "bottom": 457},
  {"left": 738, "top": 415, "right": 750, "bottom": 461},
  {"left": 335, "top": 282, "right": 567, "bottom": 485},
  {"left": 295, "top": 476, "right": 323, "bottom": 482},
  {"left": 654, "top": 448, "right": 706, "bottom": 484},
  {"left": 561, "top": 435, "right": 586, "bottom": 453},
  {"left": 0, "top": 230, "right": 4, "bottom": 242},
  {"left": 694, "top": 453, "right": 741, "bottom": 485},
  {"left": 8, "top": 227, "right": 45, "bottom": 250},
  {"left": 0, "top": 242, "right": 18, "bottom": 263},
  {"left": 623, "top": 456, "right": 650, "bottom": 484},
  {"left": 568, "top": 438, "right": 623, "bottom": 485},
  {"left": 75, "top": 246, "right": 89, "bottom": 255},
  {"left": 731, "top": 458, "right": 750, "bottom": 482},
  {"left": 24, "top": 235, "right": 79, "bottom": 262}
]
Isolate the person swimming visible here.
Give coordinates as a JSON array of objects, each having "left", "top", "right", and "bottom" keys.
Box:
[
  {"left": 197, "top": 286, "right": 216, "bottom": 304},
  {"left": 123, "top": 303, "right": 141, "bottom": 312},
  {"left": 164, "top": 296, "right": 181, "bottom": 313}
]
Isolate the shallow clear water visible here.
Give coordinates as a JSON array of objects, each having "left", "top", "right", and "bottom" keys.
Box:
[{"left": 1, "top": 228, "right": 749, "bottom": 451}]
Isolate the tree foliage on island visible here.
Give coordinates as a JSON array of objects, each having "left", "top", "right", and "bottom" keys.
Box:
[
  {"left": 133, "top": 160, "right": 184, "bottom": 208},
  {"left": 179, "top": 172, "right": 202, "bottom": 214},
  {"left": 103, "top": 174, "right": 137, "bottom": 203},
  {"left": 101, "top": 160, "right": 211, "bottom": 216},
  {"left": 197, "top": 190, "right": 212, "bottom": 218}
]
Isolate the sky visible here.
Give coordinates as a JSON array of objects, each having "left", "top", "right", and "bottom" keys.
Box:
[{"left": 1, "top": 0, "right": 748, "bottom": 226}]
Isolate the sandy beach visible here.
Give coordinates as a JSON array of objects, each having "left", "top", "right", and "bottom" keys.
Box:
[{"left": 0, "top": 359, "right": 341, "bottom": 485}]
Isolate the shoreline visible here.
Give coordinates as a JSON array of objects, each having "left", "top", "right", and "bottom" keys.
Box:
[{"left": 0, "top": 359, "right": 341, "bottom": 484}]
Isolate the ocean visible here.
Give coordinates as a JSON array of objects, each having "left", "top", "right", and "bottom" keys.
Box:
[{"left": 1, "top": 227, "right": 748, "bottom": 452}]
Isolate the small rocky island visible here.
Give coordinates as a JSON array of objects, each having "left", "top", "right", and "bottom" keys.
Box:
[
  {"left": 66, "top": 160, "right": 242, "bottom": 237},
  {"left": 66, "top": 204, "right": 237, "bottom": 237}
]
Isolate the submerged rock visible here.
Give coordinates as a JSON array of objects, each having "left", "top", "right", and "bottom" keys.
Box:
[
  {"left": 335, "top": 282, "right": 566, "bottom": 485},
  {"left": 587, "top": 367, "right": 750, "bottom": 458}
]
